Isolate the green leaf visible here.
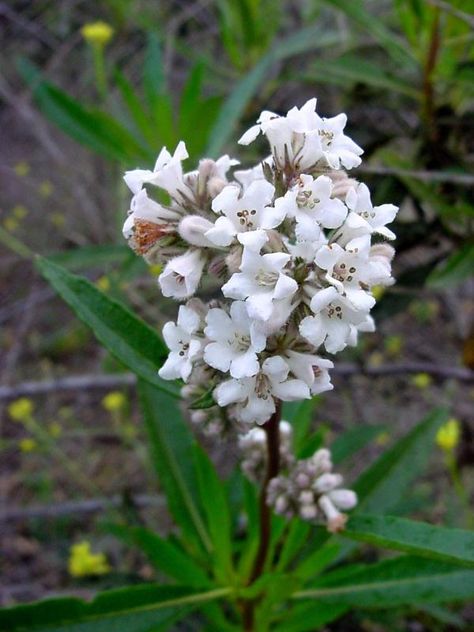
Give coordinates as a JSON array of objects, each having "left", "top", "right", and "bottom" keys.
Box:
[
  {"left": 331, "top": 424, "right": 385, "bottom": 464},
  {"left": 427, "top": 244, "right": 474, "bottom": 288},
  {"left": 193, "top": 444, "right": 234, "bottom": 581},
  {"left": 206, "top": 26, "right": 342, "bottom": 156},
  {"left": 18, "top": 59, "right": 150, "bottom": 163},
  {"left": 324, "top": 0, "right": 418, "bottom": 69},
  {"left": 354, "top": 408, "right": 448, "bottom": 513},
  {"left": 274, "top": 602, "right": 347, "bottom": 631},
  {"left": 343, "top": 514, "right": 474, "bottom": 568},
  {"left": 294, "top": 556, "right": 474, "bottom": 607},
  {"left": 48, "top": 245, "right": 134, "bottom": 271},
  {"left": 275, "top": 520, "right": 311, "bottom": 572},
  {"left": 138, "top": 380, "right": 212, "bottom": 553},
  {"left": 36, "top": 257, "right": 176, "bottom": 396},
  {"left": 106, "top": 523, "right": 211, "bottom": 586},
  {"left": 0, "top": 584, "right": 231, "bottom": 631},
  {"left": 143, "top": 33, "right": 166, "bottom": 104},
  {"left": 307, "top": 55, "right": 419, "bottom": 98},
  {"left": 114, "top": 69, "right": 156, "bottom": 143}
]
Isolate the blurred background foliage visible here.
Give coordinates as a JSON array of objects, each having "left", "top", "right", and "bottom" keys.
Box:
[{"left": 0, "top": 0, "right": 473, "bottom": 625}]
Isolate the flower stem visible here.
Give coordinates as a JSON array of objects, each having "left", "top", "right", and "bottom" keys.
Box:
[{"left": 242, "top": 401, "right": 282, "bottom": 630}]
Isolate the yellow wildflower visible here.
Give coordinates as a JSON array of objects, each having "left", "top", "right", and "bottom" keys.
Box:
[
  {"left": 3, "top": 217, "right": 18, "bottom": 232},
  {"left": 385, "top": 335, "right": 403, "bottom": 357},
  {"left": 81, "top": 21, "right": 114, "bottom": 47},
  {"left": 8, "top": 398, "right": 34, "bottom": 422},
  {"left": 19, "top": 438, "right": 37, "bottom": 453},
  {"left": 68, "top": 541, "right": 111, "bottom": 578},
  {"left": 14, "top": 161, "right": 30, "bottom": 177},
  {"left": 38, "top": 181, "right": 53, "bottom": 198},
  {"left": 96, "top": 276, "right": 111, "bottom": 292},
  {"left": 48, "top": 422, "right": 62, "bottom": 438},
  {"left": 102, "top": 391, "right": 126, "bottom": 412},
  {"left": 412, "top": 373, "right": 432, "bottom": 389},
  {"left": 12, "top": 205, "right": 28, "bottom": 220},
  {"left": 49, "top": 212, "right": 65, "bottom": 228},
  {"left": 436, "top": 418, "right": 460, "bottom": 453},
  {"left": 375, "top": 431, "right": 390, "bottom": 446}
]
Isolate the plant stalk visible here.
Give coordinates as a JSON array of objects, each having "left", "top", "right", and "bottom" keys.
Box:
[{"left": 242, "top": 400, "right": 282, "bottom": 630}]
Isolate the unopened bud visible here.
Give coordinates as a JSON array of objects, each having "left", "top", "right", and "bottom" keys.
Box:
[{"left": 178, "top": 215, "right": 215, "bottom": 247}]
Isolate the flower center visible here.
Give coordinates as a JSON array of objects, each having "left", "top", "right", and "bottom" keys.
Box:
[
  {"left": 327, "top": 303, "right": 343, "bottom": 320},
  {"left": 231, "top": 332, "right": 251, "bottom": 352},
  {"left": 333, "top": 262, "right": 357, "bottom": 283},
  {"left": 255, "top": 269, "right": 278, "bottom": 286},
  {"left": 296, "top": 189, "right": 320, "bottom": 210},
  {"left": 255, "top": 373, "right": 272, "bottom": 400},
  {"left": 318, "top": 129, "right": 334, "bottom": 147},
  {"left": 236, "top": 209, "right": 257, "bottom": 229}
]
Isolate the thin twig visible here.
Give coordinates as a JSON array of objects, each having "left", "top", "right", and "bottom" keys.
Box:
[
  {"left": 355, "top": 166, "right": 474, "bottom": 186},
  {"left": 1, "top": 494, "right": 165, "bottom": 524},
  {"left": 1, "top": 362, "right": 472, "bottom": 402},
  {"left": 426, "top": 0, "right": 474, "bottom": 27}
]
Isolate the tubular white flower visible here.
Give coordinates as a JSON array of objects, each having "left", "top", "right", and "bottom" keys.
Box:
[
  {"left": 205, "top": 180, "right": 282, "bottom": 248},
  {"left": 214, "top": 356, "right": 310, "bottom": 425},
  {"left": 343, "top": 183, "right": 398, "bottom": 241},
  {"left": 158, "top": 305, "right": 202, "bottom": 381},
  {"left": 222, "top": 247, "right": 298, "bottom": 322},
  {"left": 204, "top": 301, "right": 266, "bottom": 378},
  {"left": 124, "top": 141, "right": 189, "bottom": 197},
  {"left": 159, "top": 249, "right": 206, "bottom": 299}
]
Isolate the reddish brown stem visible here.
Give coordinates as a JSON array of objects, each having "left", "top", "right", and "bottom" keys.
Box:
[{"left": 242, "top": 401, "right": 282, "bottom": 630}]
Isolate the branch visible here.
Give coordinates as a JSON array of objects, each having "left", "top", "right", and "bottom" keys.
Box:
[
  {"left": 1, "top": 494, "right": 165, "bottom": 524},
  {"left": 1, "top": 362, "right": 472, "bottom": 401},
  {"left": 355, "top": 165, "right": 474, "bottom": 186}
]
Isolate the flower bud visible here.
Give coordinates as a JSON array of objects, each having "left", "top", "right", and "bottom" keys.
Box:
[{"left": 178, "top": 215, "right": 215, "bottom": 247}]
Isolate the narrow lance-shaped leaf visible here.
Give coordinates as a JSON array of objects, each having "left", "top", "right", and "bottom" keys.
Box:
[
  {"left": 36, "top": 257, "right": 177, "bottom": 397},
  {"left": 193, "top": 444, "right": 234, "bottom": 581},
  {"left": 343, "top": 513, "right": 474, "bottom": 568},
  {"left": 293, "top": 556, "right": 474, "bottom": 608},
  {"left": 106, "top": 523, "right": 212, "bottom": 587},
  {"left": 18, "top": 58, "right": 151, "bottom": 163},
  {"left": 0, "top": 584, "right": 231, "bottom": 632},
  {"left": 138, "top": 380, "right": 212, "bottom": 554},
  {"left": 206, "top": 26, "right": 343, "bottom": 156}
]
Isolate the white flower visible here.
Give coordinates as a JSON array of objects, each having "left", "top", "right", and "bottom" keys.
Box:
[
  {"left": 205, "top": 180, "right": 283, "bottom": 249},
  {"left": 122, "top": 189, "right": 179, "bottom": 255},
  {"left": 318, "top": 490, "right": 357, "bottom": 533},
  {"left": 234, "top": 158, "right": 271, "bottom": 190},
  {"left": 284, "top": 350, "right": 334, "bottom": 394},
  {"left": 277, "top": 175, "right": 347, "bottom": 241},
  {"left": 300, "top": 286, "right": 368, "bottom": 353},
  {"left": 315, "top": 237, "right": 376, "bottom": 311},
  {"left": 342, "top": 183, "right": 398, "bottom": 241},
  {"left": 238, "top": 98, "right": 362, "bottom": 172},
  {"left": 317, "top": 113, "right": 363, "bottom": 170},
  {"left": 178, "top": 215, "right": 215, "bottom": 248},
  {"left": 159, "top": 249, "right": 205, "bottom": 299},
  {"left": 158, "top": 305, "right": 202, "bottom": 381},
  {"left": 204, "top": 301, "right": 266, "bottom": 378},
  {"left": 214, "top": 356, "right": 310, "bottom": 424},
  {"left": 124, "top": 141, "right": 189, "bottom": 198},
  {"left": 222, "top": 247, "right": 298, "bottom": 321}
]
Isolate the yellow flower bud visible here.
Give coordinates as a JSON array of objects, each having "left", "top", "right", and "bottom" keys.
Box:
[
  {"left": 385, "top": 335, "right": 403, "bottom": 357},
  {"left": 148, "top": 263, "right": 163, "bottom": 276},
  {"left": 14, "top": 161, "right": 30, "bottom": 177},
  {"left": 96, "top": 276, "right": 111, "bottom": 292},
  {"left": 48, "top": 422, "right": 62, "bottom": 438},
  {"left": 81, "top": 21, "right": 114, "bottom": 47},
  {"left": 68, "top": 541, "right": 111, "bottom": 578},
  {"left": 371, "top": 285, "right": 385, "bottom": 301},
  {"left": 102, "top": 391, "right": 126, "bottom": 412},
  {"left": 436, "top": 418, "right": 460, "bottom": 453},
  {"left": 8, "top": 398, "right": 34, "bottom": 422},
  {"left": 412, "top": 372, "right": 432, "bottom": 389},
  {"left": 19, "top": 438, "right": 37, "bottom": 453}
]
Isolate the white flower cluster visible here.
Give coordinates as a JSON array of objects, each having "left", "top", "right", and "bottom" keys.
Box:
[
  {"left": 123, "top": 98, "right": 398, "bottom": 426},
  {"left": 239, "top": 421, "right": 294, "bottom": 483},
  {"left": 266, "top": 448, "right": 357, "bottom": 532}
]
